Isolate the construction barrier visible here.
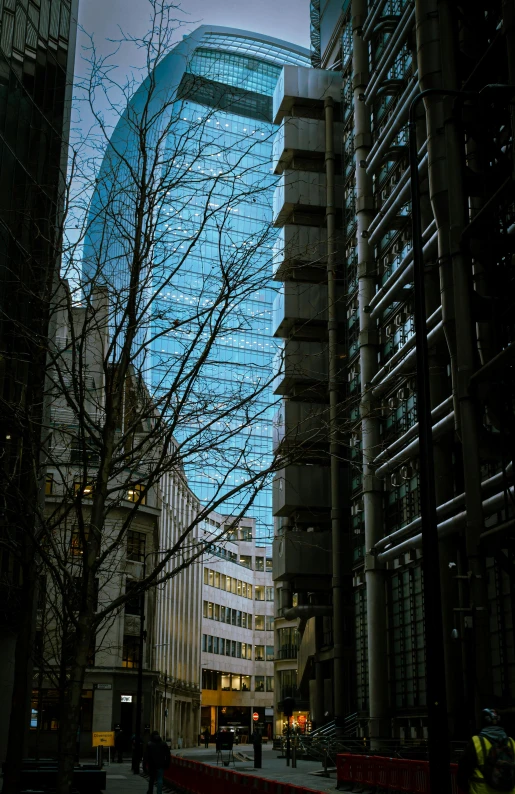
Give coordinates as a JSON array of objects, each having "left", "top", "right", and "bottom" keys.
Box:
[
  {"left": 336, "top": 753, "right": 466, "bottom": 793},
  {"left": 164, "top": 756, "right": 325, "bottom": 794}
]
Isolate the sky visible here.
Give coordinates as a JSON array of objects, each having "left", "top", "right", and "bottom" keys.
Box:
[{"left": 76, "top": 0, "right": 311, "bottom": 73}]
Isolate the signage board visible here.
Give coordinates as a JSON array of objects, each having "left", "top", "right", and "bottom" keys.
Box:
[
  {"left": 252, "top": 712, "right": 259, "bottom": 722},
  {"left": 121, "top": 695, "right": 132, "bottom": 703},
  {"left": 94, "top": 683, "right": 112, "bottom": 691},
  {"left": 92, "top": 731, "right": 115, "bottom": 747}
]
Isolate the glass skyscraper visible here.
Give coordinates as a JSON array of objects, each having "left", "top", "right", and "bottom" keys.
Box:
[{"left": 84, "top": 27, "right": 310, "bottom": 537}]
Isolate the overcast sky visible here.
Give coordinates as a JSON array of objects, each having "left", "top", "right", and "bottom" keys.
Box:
[{"left": 76, "top": 0, "right": 311, "bottom": 73}]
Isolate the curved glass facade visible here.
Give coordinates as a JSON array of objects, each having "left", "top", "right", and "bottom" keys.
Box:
[{"left": 85, "top": 28, "right": 310, "bottom": 537}]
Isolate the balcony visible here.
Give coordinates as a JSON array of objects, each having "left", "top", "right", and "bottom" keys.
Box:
[
  {"left": 272, "top": 527, "right": 332, "bottom": 579},
  {"left": 277, "top": 645, "right": 299, "bottom": 660},
  {"left": 273, "top": 65, "right": 342, "bottom": 124},
  {"left": 272, "top": 399, "right": 329, "bottom": 453},
  {"left": 272, "top": 224, "right": 336, "bottom": 283},
  {"left": 272, "top": 117, "right": 344, "bottom": 174},
  {"left": 272, "top": 282, "right": 345, "bottom": 338},
  {"left": 273, "top": 170, "right": 344, "bottom": 227}
]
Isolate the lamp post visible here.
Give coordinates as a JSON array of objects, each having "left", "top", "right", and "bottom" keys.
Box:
[{"left": 409, "top": 84, "right": 513, "bottom": 794}]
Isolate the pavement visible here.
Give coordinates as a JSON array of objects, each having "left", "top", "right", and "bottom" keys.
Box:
[
  {"left": 101, "top": 761, "right": 150, "bottom": 793},
  {"left": 175, "top": 743, "right": 339, "bottom": 793}
]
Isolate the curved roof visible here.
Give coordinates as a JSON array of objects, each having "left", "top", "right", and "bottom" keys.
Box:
[{"left": 187, "top": 25, "right": 311, "bottom": 67}]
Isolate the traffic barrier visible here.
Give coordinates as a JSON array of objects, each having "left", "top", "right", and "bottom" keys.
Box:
[{"left": 336, "top": 753, "right": 467, "bottom": 794}]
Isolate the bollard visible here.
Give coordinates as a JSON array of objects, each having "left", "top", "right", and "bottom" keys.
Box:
[
  {"left": 292, "top": 743, "right": 297, "bottom": 768},
  {"left": 322, "top": 748, "right": 329, "bottom": 777}
]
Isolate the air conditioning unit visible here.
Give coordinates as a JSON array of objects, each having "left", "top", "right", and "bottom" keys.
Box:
[{"left": 391, "top": 471, "right": 403, "bottom": 487}]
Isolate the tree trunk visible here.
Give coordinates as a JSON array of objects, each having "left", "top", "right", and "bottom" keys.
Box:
[
  {"left": 56, "top": 618, "right": 93, "bottom": 794},
  {"left": 2, "top": 567, "right": 37, "bottom": 794}
]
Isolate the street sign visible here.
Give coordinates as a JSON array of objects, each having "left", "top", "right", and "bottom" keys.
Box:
[
  {"left": 92, "top": 731, "right": 115, "bottom": 747},
  {"left": 94, "top": 683, "right": 112, "bottom": 690},
  {"left": 253, "top": 712, "right": 259, "bottom": 722}
]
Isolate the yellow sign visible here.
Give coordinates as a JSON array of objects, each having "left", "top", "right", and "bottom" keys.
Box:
[{"left": 92, "top": 731, "right": 115, "bottom": 747}]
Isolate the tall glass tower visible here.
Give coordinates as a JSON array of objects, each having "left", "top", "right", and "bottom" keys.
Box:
[{"left": 84, "top": 28, "right": 310, "bottom": 538}]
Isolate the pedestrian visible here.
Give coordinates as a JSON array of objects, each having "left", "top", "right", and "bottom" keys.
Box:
[
  {"left": 203, "top": 726, "right": 210, "bottom": 749},
  {"left": 457, "top": 708, "right": 515, "bottom": 793},
  {"left": 115, "top": 729, "right": 124, "bottom": 763},
  {"left": 144, "top": 730, "right": 171, "bottom": 794}
]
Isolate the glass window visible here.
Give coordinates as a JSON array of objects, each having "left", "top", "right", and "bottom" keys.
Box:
[
  {"left": 220, "top": 638, "right": 225, "bottom": 655},
  {"left": 242, "top": 675, "right": 251, "bottom": 691},
  {"left": 208, "top": 570, "right": 214, "bottom": 586},
  {"left": 266, "top": 587, "right": 274, "bottom": 601},
  {"left": 255, "top": 586, "right": 265, "bottom": 601},
  {"left": 221, "top": 674, "right": 231, "bottom": 691},
  {"left": 231, "top": 674, "right": 241, "bottom": 691},
  {"left": 122, "top": 636, "right": 139, "bottom": 668},
  {"left": 215, "top": 571, "right": 220, "bottom": 588},
  {"left": 127, "top": 484, "right": 146, "bottom": 504},
  {"left": 203, "top": 601, "right": 208, "bottom": 618},
  {"left": 214, "top": 604, "right": 220, "bottom": 621},
  {"left": 255, "top": 615, "right": 265, "bottom": 631},
  {"left": 266, "top": 646, "right": 274, "bottom": 661},
  {"left": 255, "top": 557, "right": 264, "bottom": 572},
  {"left": 266, "top": 558, "right": 273, "bottom": 572},
  {"left": 226, "top": 576, "right": 231, "bottom": 592},
  {"left": 237, "top": 642, "right": 242, "bottom": 658},
  {"left": 221, "top": 575, "right": 227, "bottom": 591},
  {"left": 124, "top": 580, "right": 141, "bottom": 616},
  {"left": 70, "top": 526, "right": 89, "bottom": 557},
  {"left": 74, "top": 481, "right": 94, "bottom": 498},
  {"left": 242, "top": 613, "right": 247, "bottom": 629},
  {"left": 221, "top": 606, "right": 226, "bottom": 622},
  {"left": 237, "top": 580, "right": 242, "bottom": 596},
  {"left": 202, "top": 670, "right": 218, "bottom": 690},
  {"left": 231, "top": 640, "right": 236, "bottom": 657},
  {"left": 266, "top": 616, "right": 274, "bottom": 631},
  {"left": 208, "top": 602, "right": 213, "bottom": 620},
  {"left": 204, "top": 568, "right": 209, "bottom": 584},
  {"left": 255, "top": 645, "right": 265, "bottom": 661},
  {"left": 255, "top": 676, "right": 265, "bottom": 692},
  {"left": 45, "top": 474, "right": 53, "bottom": 495},
  {"left": 247, "top": 585, "right": 252, "bottom": 599},
  {"left": 239, "top": 527, "right": 252, "bottom": 541},
  {"left": 127, "top": 530, "right": 146, "bottom": 562},
  {"left": 236, "top": 610, "right": 242, "bottom": 627},
  {"left": 248, "top": 614, "right": 252, "bottom": 630},
  {"left": 202, "top": 634, "right": 207, "bottom": 652},
  {"left": 240, "top": 555, "right": 252, "bottom": 568},
  {"left": 242, "top": 582, "right": 247, "bottom": 598},
  {"left": 207, "top": 635, "right": 213, "bottom": 652},
  {"left": 266, "top": 676, "right": 274, "bottom": 692},
  {"left": 214, "top": 637, "right": 219, "bottom": 654},
  {"left": 225, "top": 640, "right": 231, "bottom": 656},
  {"left": 226, "top": 608, "right": 231, "bottom": 625},
  {"left": 231, "top": 578, "right": 237, "bottom": 594}
]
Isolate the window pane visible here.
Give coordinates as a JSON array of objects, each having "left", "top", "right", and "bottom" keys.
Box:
[
  {"left": 266, "top": 645, "right": 274, "bottom": 661},
  {"left": 255, "top": 557, "right": 264, "bottom": 572},
  {"left": 266, "top": 616, "right": 274, "bottom": 631},
  {"left": 221, "top": 674, "right": 231, "bottom": 690},
  {"left": 240, "top": 555, "right": 251, "bottom": 568},
  {"left": 204, "top": 568, "right": 209, "bottom": 584},
  {"left": 215, "top": 572, "right": 220, "bottom": 588},
  {"left": 266, "top": 587, "right": 274, "bottom": 601},
  {"left": 266, "top": 558, "right": 273, "bottom": 572},
  {"left": 266, "top": 676, "right": 274, "bottom": 692},
  {"left": 255, "top": 615, "right": 265, "bottom": 631},
  {"left": 255, "top": 586, "right": 265, "bottom": 601},
  {"left": 208, "top": 570, "right": 214, "bottom": 586},
  {"left": 255, "top": 645, "right": 264, "bottom": 661},
  {"left": 255, "top": 675, "right": 265, "bottom": 692},
  {"left": 127, "top": 531, "right": 146, "bottom": 562},
  {"left": 242, "top": 675, "right": 251, "bottom": 691}
]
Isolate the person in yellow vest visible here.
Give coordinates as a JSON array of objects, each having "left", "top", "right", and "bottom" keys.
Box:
[{"left": 457, "top": 709, "right": 515, "bottom": 793}]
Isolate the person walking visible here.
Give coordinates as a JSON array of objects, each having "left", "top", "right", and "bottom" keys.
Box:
[
  {"left": 144, "top": 731, "right": 170, "bottom": 794},
  {"left": 203, "top": 727, "right": 210, "bottom": 749},
  {"left": 457, "top": 708, "right": 515, "bottom": 793}
]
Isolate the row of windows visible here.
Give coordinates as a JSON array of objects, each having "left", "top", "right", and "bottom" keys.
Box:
[
  {"left": 202, "top": 634, "right": 273, "bottom": 661},
  {"left": 203, "top": 601, "right": 274, "bottom": 631},
  {"left": 203, "top": 567, "right": 273, "bottom": 601},
  {"left": 45, "top": 475, "right": 146, "bottom": 506},
  {"left": 201, "top": 669, "right": 274, "bottom": 692}
]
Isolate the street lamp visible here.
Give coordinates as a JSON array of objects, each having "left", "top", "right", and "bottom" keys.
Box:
[{"left": 409, "top": 84, "right": 514, "bottom": 794}]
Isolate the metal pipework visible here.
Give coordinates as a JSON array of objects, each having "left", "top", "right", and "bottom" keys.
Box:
[{"left": 324, "top": 94, "right": 345, "bottom": 729}]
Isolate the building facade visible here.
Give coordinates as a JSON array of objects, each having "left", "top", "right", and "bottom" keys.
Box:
[
  {"left": 0, "top": 0, "right": 78, "bottom": 760},
  {"left": 31, "top": 282, "right": 202, "bottom": 756},
  {"left": 201, "top": 519, "right": 275, "bottom": 739},
  {"left": 272, "top": 0, "right": 515, "bottom": 742},
  {"left": 84, "top": 26, "right": 311, "bottom": 538}
]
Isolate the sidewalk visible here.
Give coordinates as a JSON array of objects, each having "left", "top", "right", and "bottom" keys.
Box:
[
  {"left": 101, "top": 761, "right": 149, "bottom": 793},
  {"left": 175, "top": 744, "right": 339, "bottom": 793}
]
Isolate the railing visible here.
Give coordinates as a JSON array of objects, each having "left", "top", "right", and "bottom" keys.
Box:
[{"left": 277, "top": 645, "right": 298, "bottom": 660}]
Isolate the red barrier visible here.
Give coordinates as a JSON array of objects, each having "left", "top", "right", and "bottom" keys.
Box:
[{"left": 336, "top": 753, "right": 467, "bottom": 794}]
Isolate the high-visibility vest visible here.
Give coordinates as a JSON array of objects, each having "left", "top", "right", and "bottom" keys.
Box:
[{"left": 469, "top": 735, "right": 515, "bottom": 794}]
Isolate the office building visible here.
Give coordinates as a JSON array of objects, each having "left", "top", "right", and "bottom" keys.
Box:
[
  {"left": 0, "top": 0, "right": 78, "bottom": 760},
  {"left": 84, "top": 26, "right": 310, "bottom": 537},
  {"left": 200, "top": 519, "right": 275, "bottom": 739},
  {"left": 272, "top": 0, "right": 515, "bottom": 741}
]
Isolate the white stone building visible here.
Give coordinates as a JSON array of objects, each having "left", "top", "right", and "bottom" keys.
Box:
[{"left": 200, "top": 516, "right": 275, "bottom": 740}]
